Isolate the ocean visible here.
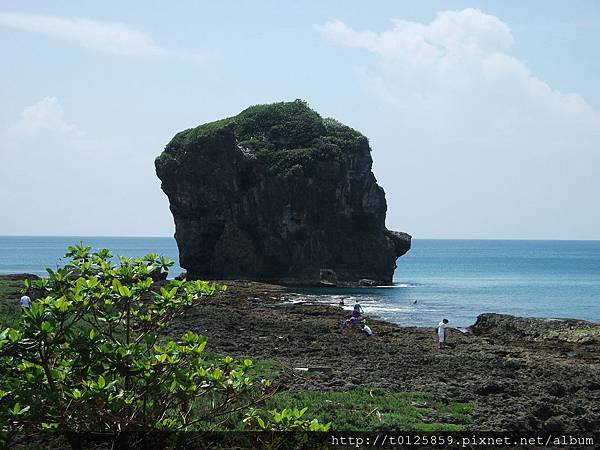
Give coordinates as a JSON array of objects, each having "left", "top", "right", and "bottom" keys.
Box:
[{"left": 1, "top": 236, "right": 598, "bottom": 327}]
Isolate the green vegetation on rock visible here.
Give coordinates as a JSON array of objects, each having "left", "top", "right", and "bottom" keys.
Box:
[
  {"left": 159, "top": 99, "right": 368, "bottom": 174},
  {"left": 263, "top": 387, "right": 474, "bottom": 432},
  {"left": 0, "top": 279, "right": 23, "bottom": 329}
]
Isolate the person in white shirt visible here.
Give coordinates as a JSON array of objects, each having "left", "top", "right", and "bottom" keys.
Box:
[
  {"left": 361, "top": 324, "right": 373, "bottom": 337},
  {"left": 437, "top": 318, "right": 449, "bottom": 349},
  {"left": 20, "top": 295, "right": 31, "bottom": 309}
]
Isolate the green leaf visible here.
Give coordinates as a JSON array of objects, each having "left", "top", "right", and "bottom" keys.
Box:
[
  {"left": 41, "top": 321, "right": 54, "bottom": 333},
  {"left": 70, "top": 389, "right": 82, "bottom": 399},
  {"left": 11, "top": 403, "right": 30, "bottom": 416},
  {"left": 97, "top": 375, "right": 106, "bottom": 389},
  {"left": 54, "top": 296, "right": 70, "bottom": 312},
  {"left": 8, "top": 329, "right": 19, "bottom": 342},
  {"left": 118, "top": 285, "right": 131, "bottom": 297}
]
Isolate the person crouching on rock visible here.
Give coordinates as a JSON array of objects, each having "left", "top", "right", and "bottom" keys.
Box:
[
  {"left": 343, "top": 316, "right": 359, "bottom": 328},
  {"left": 361, "top": 324, "right": 373, "bottom": 337},
  {"left": 437, "top": 318, "right": 450, "bottom": 349}
]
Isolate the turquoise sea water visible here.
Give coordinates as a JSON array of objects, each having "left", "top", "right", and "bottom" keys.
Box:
[
  {"left": 0, "top": 236, "right": 183, "bottom": 277},
  {"left": 0, "top": 237, "right": 598, "bottom": 327}
]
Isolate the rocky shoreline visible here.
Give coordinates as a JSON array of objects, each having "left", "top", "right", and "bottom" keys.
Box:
[
  {"left": 163, "top": 281, "right": 600, "bottom": 435},
  {"left": 3, "top": 273, "right": 599, "bottom": 435}
]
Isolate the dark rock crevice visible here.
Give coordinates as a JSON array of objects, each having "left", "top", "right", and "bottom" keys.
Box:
[{"left": 156, "top": 100, "right": 411, "bottom": 285}]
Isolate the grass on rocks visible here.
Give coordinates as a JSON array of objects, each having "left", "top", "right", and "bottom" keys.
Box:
[
  {"left": 264, "top": 387, "right": 474, "bottom": 431},
  {"left": 0, "top": 279, "right": 23, "bottom": 328}
]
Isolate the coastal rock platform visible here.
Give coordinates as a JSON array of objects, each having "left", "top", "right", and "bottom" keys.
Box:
[{"left": 164, "top": 282, "right": 600, "bottom": 435}]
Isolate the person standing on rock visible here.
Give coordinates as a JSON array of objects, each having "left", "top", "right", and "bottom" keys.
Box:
[
  {"left": 437, "top": 318, "right": 450, "bottom": 349},
  {"left": 339, "top": 297, "right": 345, "bottom": 306},
  {"left": 352, "top": 302, "right": 364, "bottom": 318}
]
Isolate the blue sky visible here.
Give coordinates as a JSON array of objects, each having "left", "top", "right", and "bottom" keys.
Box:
[{"left": 1, "top": 1, "right": 599, "bottom": 239}]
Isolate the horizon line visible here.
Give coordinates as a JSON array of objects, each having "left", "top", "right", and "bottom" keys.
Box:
[{"left": 0, "top": 234, "right": 599, "bottom": 242}]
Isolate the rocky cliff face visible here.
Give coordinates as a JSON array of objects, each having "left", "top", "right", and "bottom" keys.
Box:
[{"left": 155, "top": 100, "right": 410, "bottom": 285}]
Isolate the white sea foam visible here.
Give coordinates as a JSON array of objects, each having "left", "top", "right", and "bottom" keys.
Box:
[
  {"left": 374, "top": 283, "right": 414, "bottom": 288},
  {"left": 365, "top": 306, "right": 413, "bottom": 313}
]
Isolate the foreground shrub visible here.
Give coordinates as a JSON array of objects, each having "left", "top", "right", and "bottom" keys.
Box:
[{"left": 0, "top": 245, "right": 327, "bottom": 448}]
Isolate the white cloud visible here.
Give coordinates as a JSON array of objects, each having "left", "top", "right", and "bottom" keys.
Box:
[
  {"left": 0, "top": 11, "right": 164, "bottom": 57},
  {"left": 318, "top": 9, "right": 600, "bottom": 239},
  {"left": 0, "top": 99, "right": 171, "bottom": 236},
  {"left": 318, "top": 8, "right": 600, "bottom": 134},
  {"left": 12, "top": 97, "right": 82, "bottom": 136},
  {"left": 318, "top": 9, "right": 513, "bottom": 64}
]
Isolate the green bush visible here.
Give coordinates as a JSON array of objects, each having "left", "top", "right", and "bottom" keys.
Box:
[
  {"left": 159, "top": 99, "right": 368, "bottom": 175},
  {"left": 0, "top": 246, "right": 325, "bottom": 448},
  {"left": 244, "top": 406, "right": 331, "bottom": 431}
]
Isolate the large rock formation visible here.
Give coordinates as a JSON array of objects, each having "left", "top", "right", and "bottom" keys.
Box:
[{"left": 155, "top": 100, "right": 410, "bottom": 285}]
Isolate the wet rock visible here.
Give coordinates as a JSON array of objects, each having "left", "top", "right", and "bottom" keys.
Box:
[
  {"left": 470, "top": 313, "right": 600, "bottom": 345},
  {"left": 475, "top": 382, "right": 505, "bottom": 396},
  {"left": 532, "top": 403, "right": 554, "bottom": 421},
  {"left": 543, "top": 417, "right": 565, "bottom": 433},
  {"left": 587, "top": 381, "right": 600, "bottom": 390},
  {"left": 0, "top": 273, "right": 40, "bottom": 281},
  {"left": 547, "top": 382, "right": 567, "bottom": 398}
]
